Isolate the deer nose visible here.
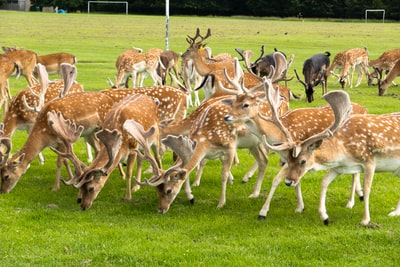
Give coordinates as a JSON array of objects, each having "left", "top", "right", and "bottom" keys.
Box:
[
  {"left": 224, "top": 115, "right": 232, "bottom": 122},
  {"left": 285, "top": 179, "right": 295, "bottom": 187}
]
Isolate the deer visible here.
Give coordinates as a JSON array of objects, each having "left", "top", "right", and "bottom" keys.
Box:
[
  {"left": 368, "top": 48, "right": 400, "bottom": 86},
  {"left": 326, "top": 48, "right": 370, "bottom": 89},
  {"left": 2, "top": 46, "right": 38, "bottom": 87},
  {"left": 110, "top": 48, "right": 163, "bottom": 88},
  {"left": 157, "top": 50, "right": 180, "bottom": 85},
  {"left": 0, "top": 91, "right": 115, "bottom": 194},
  {"left": 263, "top": 85, "right": 400, "bottom": 227},
  {"left": 294, "top": 52, "right": 330, "bottom": 103},
  {"left": 0, "top": 55, "right": 20, "bottom": 111},
  {"left": 49, "top": 94, "right": 162, "bottom": 210},
  {"left": 377, "top": 59, "right": 400, "bottom": 96},
  {"left": 35, "top": 52, "right": 77, "bottom": 76},
  {"left": 223, "top": 76, "right": 368, "bottom": 220},
  {"left": 2, "top": 64, "right": 85, "bottom": 173}
]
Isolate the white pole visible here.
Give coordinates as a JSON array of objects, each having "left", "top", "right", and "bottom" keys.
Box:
[{"left": 165, "top": 0, "right": 169, "bottom": 50}]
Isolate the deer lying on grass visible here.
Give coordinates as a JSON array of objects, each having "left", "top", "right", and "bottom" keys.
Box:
[
  {"left": 368, "top": 48, "right": 400, "bottom": 86},
  {"left": 35, "top": 52, "right": 77, "bottom": 76},
  {"left": 50, "top": 94, "right": 161, "bottom": 210},
  {"left": 377, "top": 59, "right": 400, "bottom": 96},
  {"left": 0, "top": 91, "right": 115, "bottom": 193},
  {"left": 2, "top": 46, "right": 38, "bottom": 87},
  {"left": 0, "top": 55, "right": 20, "bottom": 110},
  {"left": 294, "top": 52, "right": 330, "bottom": 103},
  {"left": 264, "top": 87, "right": 400, "bottom": 227},
  {"left": 2, "top": 63, "right": 84, "bottom": 171}
]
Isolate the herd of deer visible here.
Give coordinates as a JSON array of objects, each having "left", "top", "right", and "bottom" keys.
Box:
[{"left": 1, "top": 28, "right": 400, "bottom": 228}]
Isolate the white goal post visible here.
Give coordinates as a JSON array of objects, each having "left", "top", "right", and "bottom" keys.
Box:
[
  {"left": 88, "top": 1, "right": 128, "bottom": 15},
  {"left": 365, "top": 9, "right": 385, "bottom": 23}
]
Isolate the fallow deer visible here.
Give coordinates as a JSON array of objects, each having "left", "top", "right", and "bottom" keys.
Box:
[
  {"left": 264, "top": 87, "right": 400, "bottom": 227},
  {"left": 326, "top": 47, "right": 370, "bottom": 89},
  {"left": 157, "top": 50, "right": 180, "bottom": 85},
  {"left": 223, "top": 78, "right": 367, "bottom": 219},
  {"left": 0, "top": 91, "right": 115, "bottom": 193},
  {"left": 368, "top": 48, "right": 400, "bottom": 86},
  {"left": 35, "top": 52, "right": 77, "bottom": 76},
  {"left": 50, "top": 94, "right": 161, "bottom": 210},
  {"left": 294, "top": 52, "right": 330, "bottom": 103},
  {"left": 2, "top": 46, "right": 38, "bottom": 87},
  {"left": 377, "top": 59, "right": 400, "bottom": 96},
  {"left": 0, "top": 55, "right": 20, "bottom": 110}
]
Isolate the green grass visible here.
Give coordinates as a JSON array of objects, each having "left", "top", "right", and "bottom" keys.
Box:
[{"left": 1, "top": 11, "right": 400, "bottom": 266}]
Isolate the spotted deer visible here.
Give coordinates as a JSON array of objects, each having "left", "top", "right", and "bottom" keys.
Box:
[
  {"left": 223, "top": 78, "right": 367, "bottom": 219},
  {"left": 2, "top": 64, "right": 85, "bottom": 177},
  {"left": 368, "top": 48, "right": 400, "bottom": 87},
  {"left": 158, "top": 50, "right": 180, "bottom": 85},
  {"left": 326, "top": 47, "right": 370, "bottom": 89},
  {"left": 50, "top": 94, "right": 161, "bottom": 210},
  {"left": 377, "top": 59, "right": 400, "bottom": 96},
  {"left": 2, "top": 46, "right": 38, "bottom": 87},
  {"left": 0, "top": 91, "right": 115, "bottom": 193},
  {"left": 111, "top": 48, "right": 163, "bottom": 88},
  {"left": 263, "top": 86, "right": 400, "bottom": 227},
  {"left": 0, "top": 55, "right": 20, "bottom": 110}
]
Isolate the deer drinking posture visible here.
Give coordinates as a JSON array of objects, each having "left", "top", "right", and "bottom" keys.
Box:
[
  {"left": 264, "top": 88, "right": 400, "bottom": 227},
  {"left": 0, "top": 92, "right": 115, "bottom": 193}
]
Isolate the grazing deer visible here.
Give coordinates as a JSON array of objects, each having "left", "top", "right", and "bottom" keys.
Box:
[
  {"left": 0, "top": 55, "right": 20, "bottom": 110},
  {"left": 157, "top": 50, "right": 180, "bottom": 85},
  {"left": 294, "top": 52, "right": 330, "bottom": 103},
  {"left": 2, "top": 64, "right": 84, "bottom": 169},
  {"left": 368, "top": 48, "right": 400, "bottom": 86},
  {"left": 35, "top": 52, "right": 77, "bottom": 76},
  {"left": 111, "top": 48, "right": 163, "bottom": 88},
  {"left": 0, "top": 91, "right": 115, "bottom": 193},
  {"left": 326, "top": 47, "right": 370, "bottom": 89},
  {"left": 50, "top": 94, "right": 161, "bottom": 210},
  {"left": 377, "top": 59, "right": 400, "bottom": 96},
  {"left": 263, "top": 86, "right": 400, "bottom": 227},
  {"left": 2, "top": 46, "right": 38, "bottom": 87}
]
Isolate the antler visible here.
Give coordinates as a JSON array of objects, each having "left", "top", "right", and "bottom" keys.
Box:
[
  {"left": 0, "top": 123, "right": 11, "bottom": 166},
  {"left": 47, "top": 110, "right": 87, "bottom": 183},
  {"left": 22, "top": 63, "right": 49, "bottom": 112},
  {"left": 186, "top": 28, "right": 211, "bottom": 47},
  {"left": 59, "top": 63, "right": 78, "bottom": 98}
]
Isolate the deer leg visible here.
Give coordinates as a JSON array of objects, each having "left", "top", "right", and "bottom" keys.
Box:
[
  {"left": 192, "top": 158, "right": 207, "bottom": 187},
  {"left": 242, "top": 162, "right": 258, "bottom": 183},
  {"left": 132, "top": 153, "right": 142, "bottom": 193},
  {"left": 318, "top": 169, "right": 340, "bottom": 225},
  {"left": 346, "top": 173, "right": 363, "bottom": 208},
  {"left": 247, "top": 145, "right": 268, "bottom": 198},
  {"left": 125, "top": 153, "right": 138, "bottom": 201},
  {"left": 85, "top": 142, "right": 93, "bottom": 163},
  {"left": 360, "top": 166, "right": 376, "bottom": 227},
  {"left": 217, "top": 150, "right": 235, "bottom": 208},
  {"left": 258, "top": 164, "right": 289, "bottom": 219}
]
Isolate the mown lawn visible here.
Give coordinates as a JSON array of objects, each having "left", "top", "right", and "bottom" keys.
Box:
[{"left": 0, "top": 11, "right": 400, "bottom": 266}]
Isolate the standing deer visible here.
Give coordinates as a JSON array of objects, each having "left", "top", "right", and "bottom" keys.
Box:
[
  {"left": 50, "top": 94, "right": 161, "bottom": 210},
  {"left": 0, "top": 55, "right": 20, "bottom": 110},
  {"left": 377, "top": 59, "right": 400, "bottom": 96},
  {"left": 294, "top": 52, "right": 330, "bottom": 103},
  {"left": 368, "top": 48, "right": 400, "bottom": 86},
  {"left": 0, "top": 91, "right": 115, "bottom": 193},
  {"left": 264, "top": 87, "right": 400, "bottom": 227},
  {"left": 157, "top": 50, "right": 180, "bottom": 85},
  {"left": 35, "top": 52, "right": 77, "bottom": 76}
]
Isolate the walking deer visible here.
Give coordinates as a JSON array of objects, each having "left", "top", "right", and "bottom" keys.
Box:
[{"left": 264, "top": 87, "right": 400, "bottom": 227}]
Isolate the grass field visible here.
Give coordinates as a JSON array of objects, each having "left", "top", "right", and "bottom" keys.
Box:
[{"left": 1, "top": 11, "right": 400, "bottom": 266}]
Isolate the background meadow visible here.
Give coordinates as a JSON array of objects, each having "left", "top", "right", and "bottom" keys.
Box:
[{"left": 1, "top": 11, "right": 400, "bottom": 266}]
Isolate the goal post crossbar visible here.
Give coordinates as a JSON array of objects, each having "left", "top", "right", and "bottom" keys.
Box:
[
  {"left": 365, "top": 9, "right": 385, "bottom": 23},
  {"left": 88, "top": 1, "right": 128, "bottom": 15}
]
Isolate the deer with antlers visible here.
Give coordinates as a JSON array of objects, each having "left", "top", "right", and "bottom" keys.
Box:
[
  {"left": 368, "top": 48, "right": 400, "bottom": 86},
  {"left": 294, "top": 52, "right": 330, "bottom": 103},
  {"left": 0, "top": 91, "right": 115, "bottom": 193},
  {"left": 50, "top": 94, "right": 161, "bottom": 210},
  {"left": 263, "top": 85, "right": 400, "bottom": 227}
]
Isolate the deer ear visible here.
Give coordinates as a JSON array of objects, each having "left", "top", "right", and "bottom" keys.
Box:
[
  {"left": 221, "top": 98, "right": 233, "bottom": 107},
  {"left": 10, "top": 153, "right": 25, "bottom": 169},
  {"left": 308, "top": 140, "right": 323, "bottom": 151}
]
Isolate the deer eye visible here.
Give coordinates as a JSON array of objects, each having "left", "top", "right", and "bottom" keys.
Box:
[
  {"left": 300, "top": 159, "right": 307, "bottom": 166},
  {"left": 2, "top": 175, "right": 9, "bottom": 181},
  {"left": 166, "top": 189, "right": 172, "bottom": 195},
  {"left": 243, "top": 103, "right": 250, "bottom": 109},
  {"left": 88, "top": 187, "right": 95, "bottom": 193}
]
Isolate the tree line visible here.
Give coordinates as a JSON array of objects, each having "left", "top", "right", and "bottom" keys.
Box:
[{"left": 29, "top": 0, "right": 400, "bottom": 20}]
